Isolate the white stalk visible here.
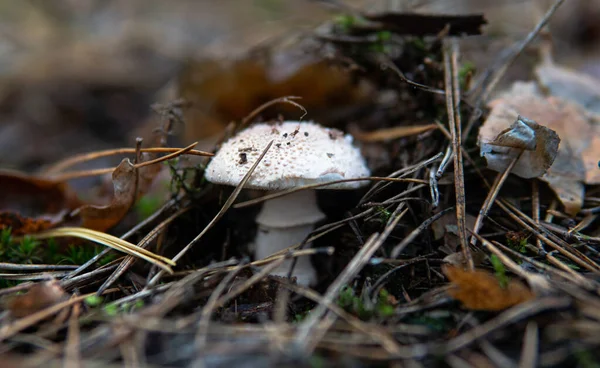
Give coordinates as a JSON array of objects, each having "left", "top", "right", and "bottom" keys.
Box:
[{"left": 254, "top": 190, "right": 325, "bottom": 286}]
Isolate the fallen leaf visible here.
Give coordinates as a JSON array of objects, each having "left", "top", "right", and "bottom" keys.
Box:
[
  {"left": 73, "top": 154, "right": 162, "bottom": 232},
  {"left": 442, "top": 264, "right": 534, "bottom": 311},
  {"left": 178, "top": 51, "right": 370, "bottom": 145},
  {"left": 480, "top": 81, "right": 600, "bottom": 215},
  {"left": 479, "top": 115, "right": 560, "bottom": 178},
  {"left": 6, "top": 280, "right": 67, "bottom": 318},
  {"left": 535, "top": 59, "right": 600, "bottom": 116},
  {"left": 0, "top": 171, "right": 82, "bottom": 235}
]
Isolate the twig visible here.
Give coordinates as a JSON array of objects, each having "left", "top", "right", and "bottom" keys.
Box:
[
  {"left": 390, "top": 207, "right": 453, "bottom": 258},
  {"left": 519, "top": 322, "right": 539, "bottom": 368},
  {"left": 42, "top": 146, "right": 212, "bottom": 175},
  {"left": 64, "top": 300, "right": 81, "bottom": 368},
  {"left": 443, "top": 38, "right": 473, "bottom": 270},
  {"left": 470, "top": 152, "right": 522, "bottom": 245}
]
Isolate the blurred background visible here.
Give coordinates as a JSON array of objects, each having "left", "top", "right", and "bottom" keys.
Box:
[{"left": 0, "top": 0, "right": 598, "bottom": 171}]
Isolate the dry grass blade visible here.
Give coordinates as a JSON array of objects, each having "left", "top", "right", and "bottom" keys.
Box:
[
  {"left": 97, "top": 207, "right": 190, "bottom": 295},
  {"left": 295, "top": 206, "right": 408, "bottom": 353},
  {"left": 28, "top": 227, "right": 175, "bottom": 273},
  {"left": 146, "top": 140, "right": 274, "bottom": 288},
  {"left": 42, "top": 146, "right": 213, "bottom": 175},
  {"left": 48, "top": 141, "right": 199, "bottom": 181},
  {"left": 63, "top": 196, "right": 181, "bottom": 281},
  {"left": 443, "top": 38, "right": 473, "bottom": 270}
]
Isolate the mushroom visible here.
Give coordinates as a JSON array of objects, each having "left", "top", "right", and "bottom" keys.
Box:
[{"left": 205, "top": 121, "right": 371, "bottom": 285}]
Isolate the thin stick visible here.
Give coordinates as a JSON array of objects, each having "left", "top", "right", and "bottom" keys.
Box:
[
  {"left": 239, "top": 96, "right": 306, "bottom": 130},
  {"left": 470, "top": 153, "right": 521, "bottom": 245},
  {"left": 444, "top": 38, "right": 473, "bottom": 270},
  {"left": 519, "top": 322, "right": 539, "bottom": 368},
  {"left": 42, "top": 146, "right": 213, "bottom": 175},
  {"left": 64, "top": 300, "right": 82, "bottom": 368},
  {"left": 49, "top": 141, "right": 200, "bottom": 181}
]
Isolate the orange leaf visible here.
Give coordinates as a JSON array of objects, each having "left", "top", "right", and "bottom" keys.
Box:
[{"left": 442, "top": 264, "right": 534, "bottom": 311}]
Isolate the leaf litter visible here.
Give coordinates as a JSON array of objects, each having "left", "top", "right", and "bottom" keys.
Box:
[{"left": 1, "top": 1, "right": 600, "bottom": 367}]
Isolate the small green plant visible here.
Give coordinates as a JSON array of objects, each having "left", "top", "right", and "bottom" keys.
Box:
[
  {"left": 375, "top": 206, "right": 392, "bottom": 223},
  {"left": 490, "top": 254, "right": 509, "bottom": 288},
  {"left": 375, "top": 289, "right": 395, "bottom": 317},
  {"left": 84, "top": 295, "right": 103, "bottom": 307},
  {"left": 103, "top": 299, "right": 145, "bottom": 316},
  {"left": 6, "top": 236, "right": 43, "bottom": 263},
  {"left": 458, "top": 61, "right": 476, "bottom": 90},
  {"left": 336, "top": 285, "right": 396, "bottom": 320},
  {"left": 1, "top": 227, "right": 11, "bottom": 246},
  {"left": 332, "top": 14, "right": 367, "bottom": 32}
]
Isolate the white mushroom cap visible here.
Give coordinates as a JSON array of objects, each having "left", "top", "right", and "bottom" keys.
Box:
[{"left": 205, "top": 121, "right": 371, "bottom": 190}]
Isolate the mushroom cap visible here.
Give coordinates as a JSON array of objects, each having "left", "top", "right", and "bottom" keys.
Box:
[{"left": 205, "top": 121, "right": 371, "bottom": 190}]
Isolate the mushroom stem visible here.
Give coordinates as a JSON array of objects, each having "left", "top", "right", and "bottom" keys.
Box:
[{"left": 254, "top": 190, "right": 326, "bottom": 286}]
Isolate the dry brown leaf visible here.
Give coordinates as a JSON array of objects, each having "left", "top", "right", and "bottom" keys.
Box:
[
  {"left": 479, "top": 115, "right": 560, "bottom": 178},
  {"left": 535, "top": 60, "right": 600, "bottom": 116},
  {"left": 73, "top": 155, "right": 162, "bottom": 232},
  {"left": 178, "top": 53, "right": 370, "bottom": 145},
  {"left": 0, "top": 171, "right": 82, "bottom": 235},
  {"left": 442, "top": 264, "right": 534, "bottom": 311},
  {"left": 480, "top": 81, "right": 600, "bottom": 215},
  {"left": 6, "top": 280, "right": 67, "bottom": 318}
]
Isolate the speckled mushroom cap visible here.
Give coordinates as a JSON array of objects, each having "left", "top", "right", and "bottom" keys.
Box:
[{"left": 205, "top": 121, "right": 371, "bottom": 190}]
